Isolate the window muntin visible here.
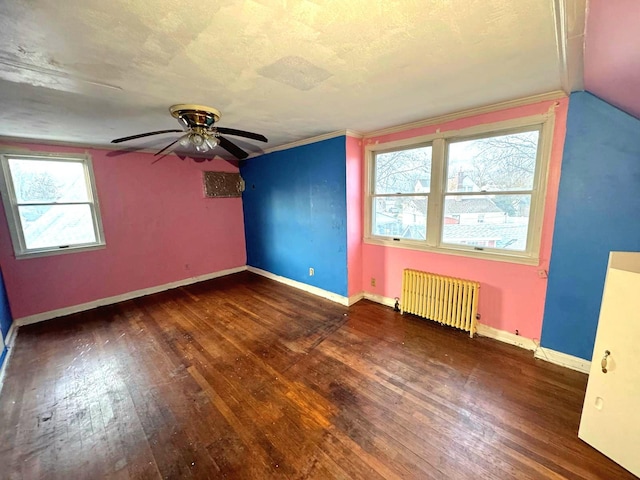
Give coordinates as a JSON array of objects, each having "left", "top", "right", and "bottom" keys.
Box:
[
  {"left": 365, "top": 118, "right": 551, "bottom": 263},
  {"left": 371, "top": 145, "right": 432, "bottom": 241},
  {"left": 0, "top": 153, "right": 105, "bottom": 257}
]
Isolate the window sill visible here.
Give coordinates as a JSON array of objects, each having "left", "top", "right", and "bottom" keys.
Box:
[
  {"left": 15, "top": 242, "right": 106, "bottom": 260},
  {"left": 363, "top": 236, "right": 540, "bottom": 266}
]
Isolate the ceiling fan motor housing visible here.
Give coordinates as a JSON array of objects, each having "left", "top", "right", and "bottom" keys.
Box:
[{"left": 170, "top": 104, "right": 221, "bottom": 130}]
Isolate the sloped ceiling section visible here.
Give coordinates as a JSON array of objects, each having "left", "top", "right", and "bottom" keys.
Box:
[
  {"left": 0, "top": 0, "right": 563, "bottom": 152},
  {"left": 584, "top": 0, "right": 640, "bottom": 119}
]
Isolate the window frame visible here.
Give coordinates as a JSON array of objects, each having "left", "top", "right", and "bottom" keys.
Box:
[
  {"left": 370, "top": 141, "right": 433, "bottom": 241},
  {"left": 0, "top": 150, "right": 106, "bottom": 259},
  {"left": 364, "top": 113, "right": 555, "bottom": 265}
]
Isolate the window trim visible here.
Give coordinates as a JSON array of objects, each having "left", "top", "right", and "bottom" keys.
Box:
[
  {"left": 0, "top": 150, "right": 106, "bottom": 259},
  {"left": 371, "top": 141, "right": 433, "bottom": 241},
  {"left": 364, "top": 112, "right": 555, "bottom": 265}
]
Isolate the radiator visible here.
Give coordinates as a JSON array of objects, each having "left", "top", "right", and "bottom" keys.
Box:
[{"left": 400, "top": 269, "right": 480, "bottom": 337}]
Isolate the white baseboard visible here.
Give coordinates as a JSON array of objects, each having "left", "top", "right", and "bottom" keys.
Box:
[
  {"left": 0, "top": 323, "right": 18, "bottom": 393},
  {"left": 534, "top": 347, "right": 591, "bottom": 374},
  {"left": 8, "top": 265, "right": 593, "bottom": 377},
  {"left": 295, "top": 287, "right": 591, "bottom": 375},
  {"left": 476, "top": 324, "right": 591, "bottom": 373},
  {"left": 348, "top": 293, "right": 365, "bottom": 306},
  {"left": 15, "top": 266, "right": 248, "bottom": 327},
  {"left": 0, "top": 352, "right": 9, "bottom": 393},
  {"left": 362, "top": 292, "right": 397, "bottom": 308},
  {"left": 4, "top": 323, "right": 17, "bottom": 348},
  {"left": 247, "top": 266, "right": 353, "bottom": 306},
  {"left": 476, "top": 323, "right": 538, "bottom": 351}
]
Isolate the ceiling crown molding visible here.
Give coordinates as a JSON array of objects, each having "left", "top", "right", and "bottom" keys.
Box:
[
  {"left": 253, "top": 129, "right": 362, "bottom": 158},
  {"left": 362, "top": 91, "right": 567, "bottom": 139}
]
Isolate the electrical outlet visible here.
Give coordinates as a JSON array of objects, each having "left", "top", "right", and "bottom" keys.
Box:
[
  {"left": 370, "top": 277, "right": 376, "bottom": 287},
  {"left": 309, "top": 267, "right": 314, "bottom": 276}
]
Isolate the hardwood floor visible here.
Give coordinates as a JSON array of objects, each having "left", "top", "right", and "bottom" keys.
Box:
[{"left": 0, "top": 272, "right": 634, "bottom": 479}]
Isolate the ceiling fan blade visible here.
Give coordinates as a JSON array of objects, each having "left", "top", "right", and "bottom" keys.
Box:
[
  {"left": 111, "top": 129, "right": 183, "bottom": 144},
  {"left": 154, "top": 134, "right": 187, "bottom": 156},
  {"left": 218, "top": 136, "right": 249, "bottom": 160},
  {"left": 216, "top": 127, "right": 268, "bottom": 143}
]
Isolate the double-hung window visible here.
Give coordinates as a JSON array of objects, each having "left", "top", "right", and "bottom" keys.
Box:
[
  {"left": 365, "top": 114, "right": 554, "bottom": 264},
  {"left": 0, "top": 152, "right": 105, "bottom": 258},
  {"left": 371, "top": 143, "right": 432, "bottom": 240}
]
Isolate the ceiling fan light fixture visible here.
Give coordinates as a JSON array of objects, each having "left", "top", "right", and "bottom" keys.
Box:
[
  {"left": 205, "top": 137, "right": 219, "bottom": 150},
  {"left": 112, "top": 104, "right": 267, "bottom": 161},
  {"left": 190, "top": 133, "right": 205, "bottom": 147}
]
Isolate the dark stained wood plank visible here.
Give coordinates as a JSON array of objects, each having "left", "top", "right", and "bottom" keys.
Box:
[{"left": 0, "top": 271, "right": 635, "bottom": 479}]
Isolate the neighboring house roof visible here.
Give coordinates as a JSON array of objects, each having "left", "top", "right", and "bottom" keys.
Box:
[
  {"left": 445, "top": 197, "right": 503, "bottom": 214},
  {"left": 405, "top": 200, "right": 427, "bottom": 215},
  {"left": 402, "top": 224, "right": 425, "bottom": 239},
  {"left": 443, "top": 224, "right": 527, "bottom": 250},
  {"left": 374, "top": 210, "right": 398, "bottom": 222}
]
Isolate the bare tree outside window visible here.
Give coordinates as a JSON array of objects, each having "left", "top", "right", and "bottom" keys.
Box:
[
  {"left": 374, "top": 146, "right": 432, "bottom": 194},
  {"left": 443, "top": 130, "right": 540, "bottom": 250},
  {"left": 372, "top": 146, "right": 432, "bottom": 240},
  {"left": 367, "top": 120, "right": 550, "bottom": 260},
  {"left": 453, "top": 131, "right": 538, "bottom": 192}
]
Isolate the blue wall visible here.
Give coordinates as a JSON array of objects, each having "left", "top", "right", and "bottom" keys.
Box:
[
  {"left": 241, "top": 136, "right": 348, "bottom": 296},
  {"left": 541, "top": 92, "right": 640, "bottom": 360},
  {"left": 0, "top": 268, "right": 12, "bottom": 367}
]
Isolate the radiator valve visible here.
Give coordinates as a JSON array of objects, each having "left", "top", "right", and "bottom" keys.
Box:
[{"left": 394, "top": 297, "right": 400, "bottom": 312}]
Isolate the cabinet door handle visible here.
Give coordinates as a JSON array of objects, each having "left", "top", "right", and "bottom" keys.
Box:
[{"left": 601, "top": 350, "right": 611, "bottom": 373}]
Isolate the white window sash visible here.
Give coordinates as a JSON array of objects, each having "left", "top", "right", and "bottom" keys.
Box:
[
  {"left": 364, "top": 112, "right": 555, "bottom": 265},
  {"left": 0, "top": 151, "right": 106, "bottom": 258}
]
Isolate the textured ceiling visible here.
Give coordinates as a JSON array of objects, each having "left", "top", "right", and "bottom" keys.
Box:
[
  {"left": 584, "top": 0, "right": 640, "bottom": 120},
  {"left": 0, "top": 0, "right": 566, "bottom": 156}
]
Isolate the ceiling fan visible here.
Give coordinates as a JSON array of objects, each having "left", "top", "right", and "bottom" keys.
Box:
[{"left": 111, "top": 104, "right": 268, "bottom": 160}]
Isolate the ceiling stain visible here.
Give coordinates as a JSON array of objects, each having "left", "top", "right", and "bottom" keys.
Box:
[{"left": 258, "top": 56, "right": 331, "bottom": 91}]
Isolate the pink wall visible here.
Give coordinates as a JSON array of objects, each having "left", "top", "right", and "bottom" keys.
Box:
[
  {"left": 584, "top": 0, "right": 640, "bottom": 119},
  {"left": 346, "top": 135, "right": 363, "bottom": 297},
  {"left": 360, "top": 99, "right": 568, "bottom": 340},
  {"left": 0, "top": 142, "right": 246, "bottom": 320}
]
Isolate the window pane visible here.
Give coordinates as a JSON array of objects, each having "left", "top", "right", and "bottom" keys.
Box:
[
  {"left": 19, "top": 204, "right": 96, "bottom": 249},
  {"left": 441, "top": 194, "right": 531, "bottom": 251},
  {"left": 374, "top": 146, "right": 432, "bottom": 194},
  {"left": 8, "top": 159, "right": 89, "bottom": 203},
  {"left": 447, "top": 130, "right": 539, "bottom": 192},
  {"left": 372, "top": 196, "right": 427, "bottom": 240}
]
